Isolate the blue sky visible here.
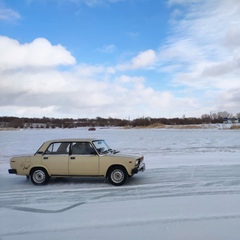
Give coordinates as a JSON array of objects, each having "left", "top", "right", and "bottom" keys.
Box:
[{"left": 0, "top": 0, "right": 240, "bottom": 119}]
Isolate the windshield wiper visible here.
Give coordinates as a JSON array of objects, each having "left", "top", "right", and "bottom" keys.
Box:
[
  {"left": 101, "top": 149, "right": 119, "bottom": 154},
  {"left": 101, "top": 149, "right": 111, "bottom": 154},
  {"left": 111, "top": 149, "right": 120, "bottom": 154}
]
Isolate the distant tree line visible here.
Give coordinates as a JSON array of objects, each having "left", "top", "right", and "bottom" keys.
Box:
[{"left": 0, "top": 111, "right": 239, "bottom": 129}]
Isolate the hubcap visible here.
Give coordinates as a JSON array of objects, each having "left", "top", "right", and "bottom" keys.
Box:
[
  {"left": 33, "top": 170, "right": 45, "bottom": 184},
  {"left": 111, "top": 169, "right": 124, "bottom": 184}
]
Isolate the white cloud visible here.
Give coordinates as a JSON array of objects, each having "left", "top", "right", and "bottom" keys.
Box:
[
  {"left": 74, "top": 64, "right": 106, "bottom": 76},
  {"left": 117, "top": 49, "right": 157, "bottom": 71},
  {"left": 97, "top": 44, "right": 117, "bottom": 53},
  {"left": 126, "top": 31, "right": 139, "bottom": 38},
  {"left": 201, "top": 59, "right": 240, "bottom": 78},
  {"left": 157, "top": 0, "right": 240, "bottom": 115},
  {"left": 0, "top": 36, "right": 76, "bottom": 70},
  {"left": 116, "top": 75, "right": 145, "bottom": 85},
  {"left": 168, "top": 0, "right": 204, "bottom": 7},
  {"left": 0, "top": 49, "right": 196, "bottom": 118},
  {"left": 224, "top": 26, "right": 240, "bottom": 48},
  {"left": 169, "top": 8, "right": 182, "bottom": 22},
  {"left": 217, "top": 88, "right": 240, "bottom": 114},
  {"left": 66, "top": 0, "right": 125, "bottom": 7},
  {"left": 158, "top": 39, "right": 204, "bottom": 68},
  {"left": 1, "top": 0, "right": 240, "bottom": 118},
  {"left": 131, "top": 50, "right": 157, "bottom": 69},
  {"left": 0, "top": 6, "right": 20, "bottom": 21}
]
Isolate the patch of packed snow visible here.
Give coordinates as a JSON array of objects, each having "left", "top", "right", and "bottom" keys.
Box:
[{"left": 0, "top": 128, "right": 240, "bottom": 240}]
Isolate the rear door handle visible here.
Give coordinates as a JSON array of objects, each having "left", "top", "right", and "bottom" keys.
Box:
[
  {"left": 70, "top": 157, "right": 75, "bottom": 160},
  {"left": 43, "top": 157, "right": 48, "bottom": 160}
]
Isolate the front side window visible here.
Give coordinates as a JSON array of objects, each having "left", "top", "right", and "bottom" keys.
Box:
[
  {"left": 45, "top": 142, "right": 70, "bottom": 155},
  {"left": 71, "top": 142, "right": 96, "bottom": 155}
]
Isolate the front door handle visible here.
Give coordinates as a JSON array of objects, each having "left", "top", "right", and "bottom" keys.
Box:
[
  {"left": 43, "top": 157, "right": 48, "bottom": 160},
  {"left": 70, "top": 157, "right": 75, "bottom": 160}
]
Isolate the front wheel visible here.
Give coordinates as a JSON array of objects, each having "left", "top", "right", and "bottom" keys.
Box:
[
  {"left": 30, "top": 168, "right": 50, "bottom": 185},
  {"left": 108, "top": 166, "right": 128, "bottom": 186}
]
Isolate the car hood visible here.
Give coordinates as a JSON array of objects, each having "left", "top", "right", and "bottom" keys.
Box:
[
  {"left": 10, "top": 155, "right": 32, "bottom": 160},
  {"left": 110, "top": 152, "right": 143, "bottom": 159}
]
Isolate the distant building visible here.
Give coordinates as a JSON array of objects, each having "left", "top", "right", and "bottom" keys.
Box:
[
  {"left": 24, "top": 123, "right": 48, "bottom": 128},
  {"left": 223, "top": 118, "right": 231, "bottom": 124},
  {"left": 232, "top": 118, "right": 239, "bottom": 124},
  {"left": 223, "top": 117, "right": 239, "bottom": 124}
]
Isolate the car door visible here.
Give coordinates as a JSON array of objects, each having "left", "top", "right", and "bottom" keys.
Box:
[
  {"left": 42, "top": 142, "right": 70, "bottom": 175},
  {"left": 68, "top": 142, "right": 99, "bottom": 175}
]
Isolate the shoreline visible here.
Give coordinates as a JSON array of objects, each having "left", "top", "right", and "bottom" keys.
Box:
[
  {"left": 0, "top": 128, "right": 20, "bottom": 131},
  {"left": 1, "top": 123, "right": 240, "bottom": 131}
]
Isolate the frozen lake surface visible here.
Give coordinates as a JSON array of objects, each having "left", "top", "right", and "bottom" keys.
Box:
[{"left": 0, "top": 128, "right": 240, "bottom": 239}]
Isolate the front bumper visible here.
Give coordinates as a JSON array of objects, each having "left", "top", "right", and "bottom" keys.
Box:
[
  {"left": 8, "top": 169, "right": 17, "bottom": 174},
  {"left": 131, "top": 162, "right": 145, "bottom": 175}
]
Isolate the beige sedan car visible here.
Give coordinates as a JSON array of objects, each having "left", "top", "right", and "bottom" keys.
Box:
[{"left": 8, "top": 138, "right": 145, "bottom": 186}]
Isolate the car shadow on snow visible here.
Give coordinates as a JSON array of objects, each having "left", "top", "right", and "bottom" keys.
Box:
[
  {"left": 48, "top": 175, "right": 144, "bottom": 186},
  {"left": 49, "top": 176, "right": 108, "bottom": 185}
]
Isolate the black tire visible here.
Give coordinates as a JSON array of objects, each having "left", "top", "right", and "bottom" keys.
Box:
[
  {"left": 30, "top": 168, "right": 50, "bottom": 185},
  {"left": 108, "top": 166, "right": 128, "bottom": 186}
]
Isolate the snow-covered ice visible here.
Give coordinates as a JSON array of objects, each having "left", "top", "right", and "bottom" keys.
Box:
[{"left": 0, "top": 128, "right": 240, "bottom": 240}]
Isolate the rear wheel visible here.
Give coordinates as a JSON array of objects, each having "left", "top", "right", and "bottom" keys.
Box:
[
  {"left": 30, "top": 168, "right": 50, "bottom": 185},
  {"left": 108, "top": 166, "right": 128, "bottom": 186}
]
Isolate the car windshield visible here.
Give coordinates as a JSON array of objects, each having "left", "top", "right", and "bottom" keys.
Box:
[
  {"left": 93, "top": 140, "right": 111, "bottom": 154},
  {"left": 93, "top": 140, "right": 119, "bottom": 154}
]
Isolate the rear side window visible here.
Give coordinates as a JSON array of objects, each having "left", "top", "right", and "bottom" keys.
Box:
[{"left": 45, "top": 142, "right": 70, "bottom": 155}]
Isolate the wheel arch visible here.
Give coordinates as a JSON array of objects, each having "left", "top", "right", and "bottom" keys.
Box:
[
  {"left": 29, "top": 166, "right": 51, "bottom": 176},
  {"left": 106, "top": 164, "right": 127, "bottom": 178},
  {"left": 30, "top": 166, "right": 51, "bottom": 185}
]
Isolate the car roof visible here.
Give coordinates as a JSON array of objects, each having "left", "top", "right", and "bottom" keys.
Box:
[
  {"left": 44, "top": 138, "right": 102, "bottom": 143},
  {"left": 36, "top": 138, "right": 104, "bottom": 153}
]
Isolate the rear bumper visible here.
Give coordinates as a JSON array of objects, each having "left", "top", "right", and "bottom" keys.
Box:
[
  {"left": 131, "top": 162, "right": 145, "bottom": 175},
  {"left": 8, "top": 169, "right": 17, "bottom": 174}
]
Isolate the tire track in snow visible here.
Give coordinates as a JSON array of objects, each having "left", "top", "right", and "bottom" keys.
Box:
[
  {"left": 2, "top": 212, "right": 240, "bottom": 238},
  {"left": 10, "top": 202, "right": 85, "bottom": 213},
  {"left": 2, "top": 165, "right": 240, "bottom": 213}
]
